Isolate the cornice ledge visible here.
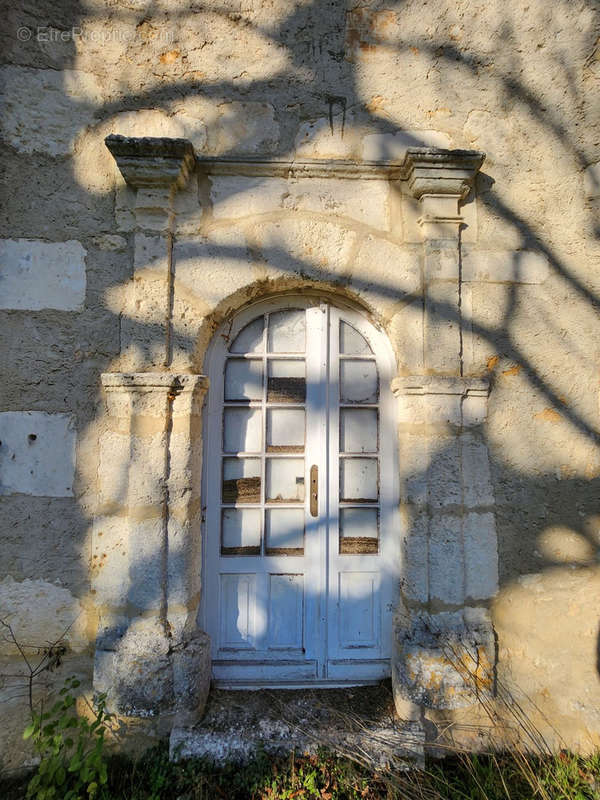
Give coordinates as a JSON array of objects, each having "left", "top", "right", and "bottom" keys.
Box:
[
  {"left": 105, "top": 135, "right": 196, "bottom": 189},
  {"left": 101, "top": 372, "right": 208, "bottom": 394},
  {"left": 193, "top": 147, "right": 486, "bottom": 182},
  {"left": 391, "top": 375, "right": 490, "bottom": 398}
]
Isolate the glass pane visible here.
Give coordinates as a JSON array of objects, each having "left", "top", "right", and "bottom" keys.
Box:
[
  {"left": 340, "top": 458, "right": 378, "bottom": 501},
  {"left": 340, "top": 408, "right": 378, "bottom": 453},
  {"left": 221, "top": 508, "right": 261, "bottom": 554},
  {"left": 340, "top": 360, "right": 378, "bottom": 403},
  {"left": 223, "top": 408, "right": 262, "bottom": 453},
  {"left": 266, "top": 458, "right": 305, "bottom": 502},
  {"left": 265, "top": 508, "right": 304, "bottom": 554},
  {"left": 340, "top": 321, "right": 372, "bottom": 355},
  {"left": 339, "top": 508, "right": 378, "bottom": 554},
  {"left": 225, "top": 359, "right": 263, "bottom": 400},
  {"left": 222, "top": 458, "right": 261, "bottom": 503},
  {"left": 268, "top": 309, "right": 305, "bottom": 353},
  {"left": 267, "top": 360, "right": 306, "bottom": 403},
  {"left": 229, "top": 317, "right": 264, "bottom": 353},
  {"left": 267, "top": 408, "right": 305, "bottom": 452}
]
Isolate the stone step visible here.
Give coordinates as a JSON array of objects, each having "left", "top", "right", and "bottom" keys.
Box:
[{"left": 170, "top": 682, "right": 425, "bottom": 769}]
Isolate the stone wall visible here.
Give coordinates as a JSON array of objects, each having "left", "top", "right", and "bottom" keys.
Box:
[{"left": 1, "top": 0, "right": 599, "bottom": 769}]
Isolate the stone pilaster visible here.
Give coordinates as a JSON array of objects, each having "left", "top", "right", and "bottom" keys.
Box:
[
  {"left": 403, "top": 149, "right": 485, "bottom": 376},
  {"left": 105, "top": 135, "right": 196, "bottom": 370},
  {"left": 93, "top": 373, "right": 210, "bottom": 726},
  {"left": 391, "top": 375, "right": 498, "bottom": 718}
]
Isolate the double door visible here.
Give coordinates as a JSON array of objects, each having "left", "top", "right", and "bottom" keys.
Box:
[{"left": 203, "top": 298, "right": 399, "bottom": 686}]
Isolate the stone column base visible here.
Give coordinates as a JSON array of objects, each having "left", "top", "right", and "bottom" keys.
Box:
[{"left": 94, "top": 621, "right": 210, "bottom": 725}]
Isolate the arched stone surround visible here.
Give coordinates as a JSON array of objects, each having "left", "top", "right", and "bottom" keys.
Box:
[{"left": 93, "top": 136, "right": 498, "bottom": 736}]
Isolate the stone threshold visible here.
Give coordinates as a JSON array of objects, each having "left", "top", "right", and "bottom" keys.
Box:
[{"left": 169, "top": 682, "right": 425, "bottom": 768}]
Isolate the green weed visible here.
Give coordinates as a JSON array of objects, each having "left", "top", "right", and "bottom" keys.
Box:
[{"left": 22, "top": 676, "right": 114, "bottom": 800}]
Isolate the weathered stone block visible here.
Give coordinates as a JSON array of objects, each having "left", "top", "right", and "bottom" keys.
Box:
[
  {"left": 0, "top": 576, "right": 87, "bottom": 654},
  {"left": 93, "top": 617, "right": 172, "bottom": 716},
  {"left": 94, "top": 617, "right": 210, "bottom": 721},
  {"left": 398, "top": 433, "right": 430, "bottom": 506},
  {"left": 91, "top": 516, "right": 130, "bottom": 608},
  {"left": 98, "top": 431, "right": 166, "bottom": 510},
  {"left": 0, "top": 412, "right": 76, "bottom": 497},
  {"left": 424, "top": 280, "right": 461, "bottom": 374},
  {"left": 423, "top": 243, "right": 459, "bottom": 281},
  {"left": 256, "top": 218, "right": 358, "bottom": 281},
  {"left": 174, "top": 229, "right": 253, "bottom": 310},
  {"left": 427, "top": 439, "right": 463, "bottom": 509},
  {"left": 283, "top": 178, "right": 390, "bottom": 230},
  {"left": 362, "top": 130, "right": 452, "bottom": 162},
  {"left": 428, "top": 515, "right": 464, "bottom": 605},
  {"left": 0, "top": 66, "right": 104, "bottom": 156},
  {"left": 133, "top": 233, "right": 170, "bottom": 273},
  {"left": 208, "top": 101, "right": 280, "bottom": 155},
  {"left": 462, "top": 249, "right": 550, "bottom": 284},
  {"left": 461, "top": 434, "right": 494, "bottom": 508},
  {"left": 463, "top": 512, "right": 499, "bottom": 601},
  {"left": 401, "top": 510, "right": 429, "bottom": 604},
  {"left": 393, "top": 610, "right": 495, "bottom": 710},
  {"left": 0, "top": 239, "right": 86, "bottom": 311},
  {"left": 295, "top": 115, "right": 362, "bottom": 159},
  {"left": 171, "top": 631, "right": 211, "bottom": 726},
  {"left": 351, "top": 236, "right": 420, "bottom": 317},
  {"left": 389, "top": 300, "right": 425, "bottom": 374},
  {"left": 1, "top": 496, "right": 85, "bottom": 590},
  {"left": 128, "top": 518, "right": 168, "bottom": 612},
  {"left": 209, "top": 176, "right": 287, "bottom": 220}
]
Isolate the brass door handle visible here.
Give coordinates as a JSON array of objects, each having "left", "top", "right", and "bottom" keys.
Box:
[{"left": 310, "top": 465, "right": 318, "bottom": 517}]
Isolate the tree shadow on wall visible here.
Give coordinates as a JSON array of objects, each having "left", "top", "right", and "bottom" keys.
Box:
[{"left": 1, "top": 0, "right": 599, "bottom": 747}]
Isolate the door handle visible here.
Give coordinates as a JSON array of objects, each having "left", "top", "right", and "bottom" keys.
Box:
[{"left": 310, "top": 465, "right": 318, "bottom": 517}]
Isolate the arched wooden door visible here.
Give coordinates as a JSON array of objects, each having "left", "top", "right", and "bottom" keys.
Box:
[{"left": 202, "top": 296, "right": 400, "bottom": 686}]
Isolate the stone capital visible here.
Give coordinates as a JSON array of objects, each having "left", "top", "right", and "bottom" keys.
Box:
[
  {"left": 105, "top": 135, "right": 196, "bottom": 190},
  {"left": 392, "top": 375, "right": 490, "bottom": 427},
  {"left": 403, "top": 148, "right": 485, "bottom": 201},
  {"left": 101, "top": 373, "right": 209, "bottom": 418},
  {"left": 102, "top": 372, "right": 208, "bottom": 393},
  {"left": 391, "top": 376, "right": 490, "bottom": 398},
  {"left": 403, "top": 149, "right": 485, "bottom": 240}
]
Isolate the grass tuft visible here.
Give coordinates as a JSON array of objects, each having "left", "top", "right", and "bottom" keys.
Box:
[{"left": 2, "top": 744, "right": 599, "bottom": 799}]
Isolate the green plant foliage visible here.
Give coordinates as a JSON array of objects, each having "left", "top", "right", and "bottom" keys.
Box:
[
  {"left": 22, "top": 676, "right": 114, "bottom": 800},
  {"left": 5, "top": 741, "right": 599, "bottom": 800},
  {"left": 102, "top": 744, "right": 387, "bottom": 799}
]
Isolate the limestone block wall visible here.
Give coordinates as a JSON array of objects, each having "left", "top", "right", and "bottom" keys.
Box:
[{"left": 1, "top": 0, "right": 599, "bottom": 768}]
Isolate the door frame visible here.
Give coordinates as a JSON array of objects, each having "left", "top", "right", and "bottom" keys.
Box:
[{"left": 199, "top": 292, "right": 402, "bottom": 687}]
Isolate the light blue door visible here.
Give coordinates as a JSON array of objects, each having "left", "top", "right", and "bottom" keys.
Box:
[{"left": 202, "top": 298, "right": 399, "bottom": 686}]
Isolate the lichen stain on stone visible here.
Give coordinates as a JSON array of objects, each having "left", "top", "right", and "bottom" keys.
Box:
[
  {"left": 486, "top": 354, "right": 499, "bottom": 371},
  {"left": 502, "top": 363, "right": 522, "bottom": 376},
  {"left": 159, "top": 50, "right": 180, "bottom": 65},
  {"left": 534, "top": 407, "right": 562, "bottom": 423}
]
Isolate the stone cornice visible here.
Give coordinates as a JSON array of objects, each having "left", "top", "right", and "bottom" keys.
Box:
[
  {"left": 105, "top": 135, "right": 196, "bottom": 189},
  {"left": 104, "top": 137, "right": 485, "bottom": 190},
  {"left": 194, "top": 147, "right": 485, "bottom": 184}
]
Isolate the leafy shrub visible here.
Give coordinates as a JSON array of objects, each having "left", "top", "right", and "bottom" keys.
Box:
[{"left": 23, "top": 675, "right": 114, "bottom": 800}]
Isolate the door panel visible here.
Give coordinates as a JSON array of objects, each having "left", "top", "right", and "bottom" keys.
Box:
[{"left": 203, "top": 299, "right": 399, "bottom": 686}]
